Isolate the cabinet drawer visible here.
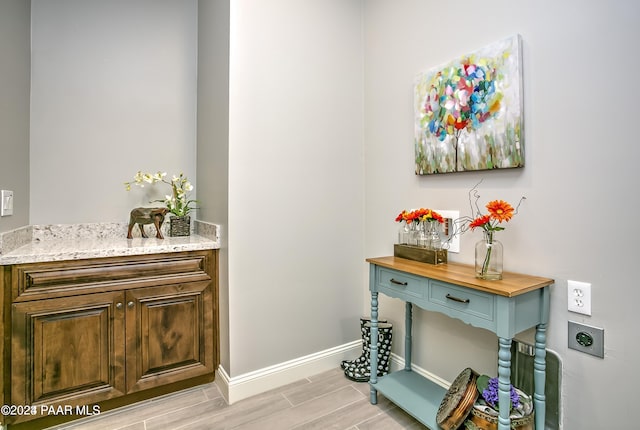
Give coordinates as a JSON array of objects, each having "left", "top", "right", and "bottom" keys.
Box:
[
  {"left": 377, "top": 268, "right": 426, "bottom": 299},
  {"left": 428, "top": 281, "right": 495, "bottom": 323},
  {"left": 12, "top": 251, "right": 212, "bottom": 301}
]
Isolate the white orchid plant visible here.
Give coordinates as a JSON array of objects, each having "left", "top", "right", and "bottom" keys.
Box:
[{"left": 125, "top": 171, "right": 198, "bottom": 217}]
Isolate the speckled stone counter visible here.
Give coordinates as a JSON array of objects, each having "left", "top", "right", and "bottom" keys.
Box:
[{"left": 0, "top": 220, "right": 220, "bottom": 265}]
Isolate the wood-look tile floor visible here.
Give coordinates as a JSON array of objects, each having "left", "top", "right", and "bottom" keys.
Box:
[{"left": 45, "top": 368, "right": 428, "bottom": 430}]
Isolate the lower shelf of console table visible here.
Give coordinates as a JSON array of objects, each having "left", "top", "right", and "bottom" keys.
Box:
[
  {"left": 372, "top": 370, "right": 446, "bottom": 429},
  {"left": 366, "top": 256, "right": 553, "bottom": 430}
]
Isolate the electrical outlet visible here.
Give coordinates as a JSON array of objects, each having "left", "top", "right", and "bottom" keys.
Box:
[
  {"left": 568, "top": 321, "right": 604, "bottom": 358},
  {"left": 435, "top": 210, "right": 460, "bottom": 253},
  {"left": 567, "top": 280, "right": 591, "bottom": 315},
  {"left": 1, "top": 190, "right": 13, "bottom": 216}
]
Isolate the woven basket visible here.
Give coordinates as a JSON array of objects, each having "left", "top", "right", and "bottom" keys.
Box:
[
  {"left": 465, "top": 406, "right": 534, "bottom": 430},
  {"left": 436, "top": 368, "right": 479, "bottom": 430},
  {"left": 169, "top": 215, "right": 191, "bottom": 237}
]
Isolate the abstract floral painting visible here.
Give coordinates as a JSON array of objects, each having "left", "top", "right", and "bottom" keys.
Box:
[{"left": 414, "top": 35, "right": 523, "bottom": 175}]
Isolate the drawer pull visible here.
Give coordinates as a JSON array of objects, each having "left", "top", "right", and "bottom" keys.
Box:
[
  {"left": 446, "top": 294, "right": 470, "bottom": 304},
  {"left": 116, "top": 302, "right": 123, "bottom": 309},
  {"left": 127, "top": 301, "right": 135, "bottom": 308},
  {"left": 390, "top": 278, "right": 408, "bottom": 286}
]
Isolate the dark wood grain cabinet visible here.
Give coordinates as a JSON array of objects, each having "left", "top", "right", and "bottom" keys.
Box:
[{"left": 1, "top": 250, "right": 218, "bottom": 429}]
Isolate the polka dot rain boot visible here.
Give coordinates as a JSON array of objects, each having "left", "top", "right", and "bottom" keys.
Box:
[
  {"left": 344, "top": 322, "right": 392, "bottom": 382},
  {"left": 340, "top": 316, "right": 387, "bottom": 371}
]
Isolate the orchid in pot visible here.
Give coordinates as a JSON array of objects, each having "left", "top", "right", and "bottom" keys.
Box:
[{"left": 125, "top": 171, "right": 198, "bottom": 236}]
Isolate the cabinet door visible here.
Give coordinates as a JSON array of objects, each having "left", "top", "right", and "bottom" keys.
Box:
[
  {"left": 11, "top": 292, "right": 126, "bottom": 419},
  {"left": 125, "top": 281, "right": 214, "bottom": 393}
]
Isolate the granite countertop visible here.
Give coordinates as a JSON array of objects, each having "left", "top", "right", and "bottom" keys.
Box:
[{"left": 0, "top": 221, "right": 220, "bottom": 265}]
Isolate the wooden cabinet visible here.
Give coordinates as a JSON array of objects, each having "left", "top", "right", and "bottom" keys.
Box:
[
  {"left": 11, "top": 291, "right": 127, "bottom": 409},
  {"left": 1, "top": 250, "right": 218, "bottom": 428},
  {"left": 125, "top": 282, "right": 214, "bottom": 394}
]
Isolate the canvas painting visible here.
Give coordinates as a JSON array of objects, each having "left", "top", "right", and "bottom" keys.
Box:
[{"left": 414, "top": 35, "right": 524, "bottom": 175}]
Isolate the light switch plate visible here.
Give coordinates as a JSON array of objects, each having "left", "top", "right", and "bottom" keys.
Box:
[{"left": 1, "top": 190, "right": 13, "bottom": 216}]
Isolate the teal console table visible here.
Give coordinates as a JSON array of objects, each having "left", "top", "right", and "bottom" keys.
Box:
[{"left": 367, "top": 256, "right": 553, "bottom": 430}]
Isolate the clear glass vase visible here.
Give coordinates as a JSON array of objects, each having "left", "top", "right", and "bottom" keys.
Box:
[
  {"left": 408, "top": 222, "right": 419, "bottom": 246},
  {"left": 475, "top": 230, "right": 503, "bottom": 280},
  {"left": 426, "top": 221, "right": 442, "bottom": 250},
  {"left": 398, "top": 223, "right": 410, "bottom": 244},
  {"left": 418, "top": 221, "right": 442, "bottom": 250}
]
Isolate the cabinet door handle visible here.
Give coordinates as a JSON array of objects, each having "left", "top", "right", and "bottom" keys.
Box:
[
  {"left": 446, "top": 294, "right": 470, "bottom": 304},
  {"left": 390, "top": 278, "right": 408, "bottom": 286},
  {"left": 127, "top": 301, "right": 135, "bottom": 308},
  {"left": 116, "top": 302, "right": 123, "bottom": 309}
]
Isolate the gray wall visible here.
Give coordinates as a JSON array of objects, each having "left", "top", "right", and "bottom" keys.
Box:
[
  {"left": 363, "top": 1, "right": 640, "bottom": 428},
  {"left": 197, "top": 0, "right": 231, "bottom": 375},
  {"left": 226, "top": 0, "right": 365, "bottom": 375},
  {"left": 29, "top": 0, "right": 198, "bottom": 224},
  {"left": 6, "top": 1, "right": 639, "bottom": 427},
  {"left": 0, "top": 0, "right": 30, "bottom": 232}
]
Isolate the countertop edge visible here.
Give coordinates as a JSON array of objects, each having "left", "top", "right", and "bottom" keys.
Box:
[{"left": 0, "top": 221, "right": 221, "bottom": 265}]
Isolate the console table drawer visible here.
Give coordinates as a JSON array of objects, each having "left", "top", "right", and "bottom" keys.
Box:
[
  {"left": 377, "top": 268, "right": 425, "bottom": 299},
  {"left": 428, "top": 281, "right": 495, "bottom": 323}
]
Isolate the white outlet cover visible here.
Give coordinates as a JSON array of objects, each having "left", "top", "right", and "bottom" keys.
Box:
[{"left": 567, "top": 280, "right": 591, "bottom": 315}]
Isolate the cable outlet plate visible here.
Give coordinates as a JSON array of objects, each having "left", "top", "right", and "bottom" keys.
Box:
[
  {"left": 568, "top": 321, "right": 604, "bottom": 358},
  {"left": 434, "top": 209, "right": 460, "bottom": 253},
  {"left": 567, "top": 280, "right": 591, "bottom": 315}
]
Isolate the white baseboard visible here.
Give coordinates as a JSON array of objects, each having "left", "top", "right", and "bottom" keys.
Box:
[
  {"left": 388, "top": 353, "right": 450, "bottom": 389},
  {"left": 216, "top": 340, "right": 362, "bottom": 404},
  {"left": 215, "top": 341, "right": 451, "bottom": 405}
]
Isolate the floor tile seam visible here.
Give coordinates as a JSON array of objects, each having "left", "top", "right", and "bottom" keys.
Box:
[
  {"left": 229, "top": 386, "right": 364, "bottom": 430},
  {"left": 281, "top": 391, "right": 296, "bottom": 407},
  {"left": 299, "top": 394, "right": 402, "bottom": 430},
  {"left": 232, "top": 396, "right": 365, "bottom": 430},
  {"left": 281, "top": 386, "right": 367, "bottom": 429},
  {"left": 243, "top": 377, "right": 315, "bottom": 403},
  {"left": 282, "top": 374, "right": 368, "bottom": 406},
  {"left": 288, "top": 397, "right": 369, "bottom": 430},
  {"left": 49, "top": 390, "right": 210, "bottom": 430},
  {"left": 273, "top": 379, "right": 316, "bottom": 400},
  {"left": 173, "top": 393, "right": 295, "bottom": 430},
  {"left": 351, "top": 410, "right": 389, "bottom": 429},
  {"left": 141, "top": 396, "right": 225, "bottom": 428},
  {"left": 284, "top": 384, "right": 365, "bottom": 410},
  {"left": 202, "top": 384, "right": 222, "bottom": 401}
]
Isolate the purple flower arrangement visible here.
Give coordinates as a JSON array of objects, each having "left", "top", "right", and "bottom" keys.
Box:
[{"left": 477, "top": 375, "right": 520, "bottom": 412}]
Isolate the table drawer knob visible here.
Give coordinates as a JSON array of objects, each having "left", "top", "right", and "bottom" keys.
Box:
[
  {"left": 446, "top": 294, "right": 470, "bottom": 304},
  {"left": 390, "top": 278, "right": 408, "bottom": 286}
]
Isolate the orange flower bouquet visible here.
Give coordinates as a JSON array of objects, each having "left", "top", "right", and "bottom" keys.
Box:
[
  {"left": 395, "top": 208, "right": 445, "bottom": 250},
  {"left": 469, "top": 200, "right": 515, "bottom": 233},
  {"left": 466, "top": 185, "right": 524, "bottom": 280},
  {"left": 395, "top": 208, "right": 445, "bottom": 225}
]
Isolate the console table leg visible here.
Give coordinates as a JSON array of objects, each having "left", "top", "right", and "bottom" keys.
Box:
[
  {"left": 369, "top": 291, "right": 379, "bottom": 404},
  {"left": 498, "top": 337, "right": 512, "bottom": 430},
  {"left": 405, "top": 302, "right": 412, "bottom": 371},
  {"left": 534, "top": 322, "right": 547, "bottom": 430}
]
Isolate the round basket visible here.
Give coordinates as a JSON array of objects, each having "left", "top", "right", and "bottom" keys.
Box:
[
  {"left": 436, "top": 368, "right": 479, "bottom": 430},
  {"left": 465, "top": 406, "right": 534, "bottom": 430}
]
